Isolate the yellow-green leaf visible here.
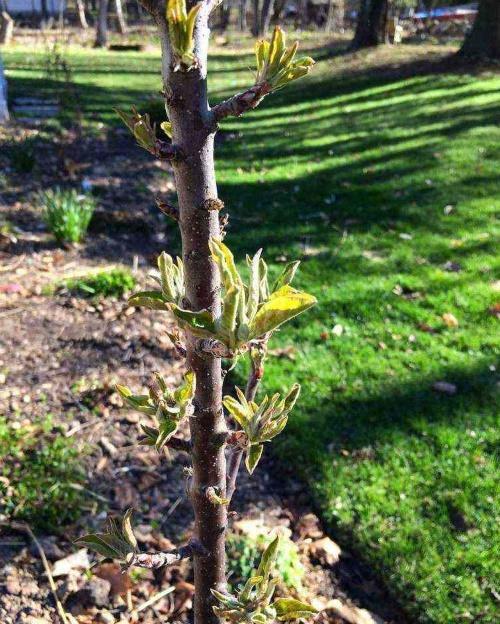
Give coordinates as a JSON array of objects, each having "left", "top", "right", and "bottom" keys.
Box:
[
  {"left": 128, "top": 290, "right": 169, "bottom": 311},
  {"left": 172, "top": 306, "right": 216, "bottom": 337},
  {"left": 245, "top": 443, "right": 263, "bottom": 474},
  {"left": 121, "top": 508, "right": 137, "bottom": 550},
  {"left": 272, "top": 597, "right": 318, "bottom": 620},
  {"left": 249, "top": 286, "right": 316, "bottom": 338}
]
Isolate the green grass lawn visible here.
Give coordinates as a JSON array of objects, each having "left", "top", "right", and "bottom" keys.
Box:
[{"left": 4, "top": 39, "right": 499, "bottom": 623}]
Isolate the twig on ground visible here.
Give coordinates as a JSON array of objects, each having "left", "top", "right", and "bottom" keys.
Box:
[
  {"left": 134, "top": 585, "right": 175, "bottom": 614},
  {"left": 4, "top": 521, "right": 75, "bottom": 624}
]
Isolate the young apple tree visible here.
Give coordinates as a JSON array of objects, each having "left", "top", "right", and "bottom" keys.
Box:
[{"left": 77, "top": 2, "right": 317, "bottom": 623}]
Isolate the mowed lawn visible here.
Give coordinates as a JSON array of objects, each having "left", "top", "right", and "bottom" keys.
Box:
[{"left": 4, "top": 39, "right": 499, "bottom": 623}]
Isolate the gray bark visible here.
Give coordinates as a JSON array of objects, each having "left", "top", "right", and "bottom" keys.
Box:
[
  {"left": 0, "top": 8, "right": 14, "bottom": 44},
  {"left": 460, "top": 0, "right": 500, "bottom": 59},
  {"left": 115, "top": 0, "right": 128, "bottom": 34},
  {"left": 75, "top": 0, "right": 89, "bottom": 28},
  {"left": 0, "top": 55, "right": 8, "bottom": 124},
  {"left": 252, "top": 0, "right": 260, "bottom": 35},
  {"left": 239, "top": 0, "right": 248, "bottom": 31},
  {"left": 325, "top": 0, "right": 344, "bottom": 33},
  {"left": 260, "top": 0, "right": 274, "bottom": 36},
  {"left": 95, "top": 0, "right": 109, "bottom": 47},
  {"left": 351, "top": 0, "right": 388, "bottom": 49}
]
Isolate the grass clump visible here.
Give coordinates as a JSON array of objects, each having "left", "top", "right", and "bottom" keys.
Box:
[
  {"left": 227, "top": 531, "right": 305, "bottom": 591},
  {"left": 39, "top": 187, "right": 96, "bottom": 244},
  {"left": 60, "top": 268, "right": 136, "bottom": 298},
  {"left": 0, "top": 415, "right": 86, "bottom": 531}
]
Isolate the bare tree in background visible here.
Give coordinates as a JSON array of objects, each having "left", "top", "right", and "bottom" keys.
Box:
[
  {"left": 325, "top": 0, "right": 344, "bottom": 33},
  {"left": 75, "top": 0, "right": 89, "bottom": 28},
  {"left": 0, "top": 0, "right": 14, "bottom": 45},
  {"left": 351, "top": 0, "right": 388, "bottom": 49},
  {"left": 460, "top": 0, "right": 500, "bottom": 59},
  {"left": 115, "top": 0, "right": 128, "bottom": 34},
  {"left": 260, "top": 0, "right": 275, "bottom": 35},
  {"left": 95, "top": 0, "right": 109, "bottom": 47},
  {"left": 251, "top": 0, "right": 275, "bottom": 36},
  {"left": 239, "top": 0, "right": 248, "bottom": 30},
  {"left": 0, "top": 54, "right": 8, "bottom": 123}
]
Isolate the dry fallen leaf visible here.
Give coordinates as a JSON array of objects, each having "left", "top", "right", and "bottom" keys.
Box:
[
  {"left": 442, "top": 312, "right": 459, "bottom": 328},
  {"left": 487, "top": 303, "right": 500, "bottom": 318},
  {"left": 94, "top": 563, "right": 131, "bottom": 597}
]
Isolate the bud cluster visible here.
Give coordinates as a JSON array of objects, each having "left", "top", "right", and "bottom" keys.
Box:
[
  {"left": 255, "top": 27, "right": 315, "bottom": 92},
  {"left": 212, "top": 535, "right": 317, "bottom": 623},
  {"left": 223, "top": 384, "right": 300, "bottom": 473},
  {"left": 116, "top": 371, "right": 195, "bottom": 451},
  {"left": 172, "top": 240, "right": 316, "bottom": 356},
  {"left": 167, "top": 0, "right": 202, "bottom": 70}
]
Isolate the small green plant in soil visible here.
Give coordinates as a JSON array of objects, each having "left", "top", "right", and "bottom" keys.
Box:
[
  {"left": 227, "top": 531, "right": 305, "bottom": 592},
  {"left": 38, "top": 187, "right": 96, "bottom": 244},
  {"left": 59, "top": 268, "right": 136, "bottom": 298},
  {"left": 0, "top": 415, "right": 86, "bottom": 531}
]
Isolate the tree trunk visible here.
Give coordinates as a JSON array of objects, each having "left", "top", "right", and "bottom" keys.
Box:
[
  {"left": 325, "top": 0, "right": 344, "bottom": 33},
  {"left": 95, "top": 0, "right": 109, "bottom": 47},
  {"left": 0, "top": 55, "right": 8, "bottom": 124},
  {"left": 156, "top": 7, "right": 227, "bottom": 623},
  {"left": 298, "top": 0, "right": 308, "bottom": 29},
  {"left": 239, "top": 0, "right": 247, "bottom": 31},
  {"left": 75, "top": 0, "right": 89, "bottom": 28},
  {"left": 460, "top": 0, "right": 500, "bottom": 59},
  {"left": 252, "top": 0, "right": 260, "bottom": 36},
  {"left": 260, "top": 0, "right": 274, "bottom": 36},
  {"left": 115, "top": 0, "right": 128, "bottom": 34},
  {"left": 0, "top": 9, "right": 14, "bottom": 45},
  {"left": 351, "top": 0, "right": 387, "bottom": 49}
]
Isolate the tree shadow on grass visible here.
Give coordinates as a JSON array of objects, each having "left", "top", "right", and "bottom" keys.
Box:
[{"left": 289, "top": 362, "right": 498, "bottom": 452}]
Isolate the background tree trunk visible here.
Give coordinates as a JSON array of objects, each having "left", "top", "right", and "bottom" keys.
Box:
[
  {"left": 156, "top": 7, "right": 227, "bottom": 623},
  {"left": 260, "top": 0, "right": 275, "bottom": 36},
  {"left": 252, "top": 0, "right": 260, "bottom": 36},
  {"left": 0, "top": 55, "right": 8, "bottom": 123},
  {"left": 460, "top": 0, "right": 500, "bottom": 59},
  {"left": 351, "top": 0, "right": 388, "bottom": 49},
  {"left": 115, "top": 0, "right": 128, "bottom": 34},
  {"left": 325, "top": 0, "right": 344, "bottom": 33},
  {"left": 95, "top": 0, "right": 109, "bottom": 47},
  {"left": 0, "top": 8, "right": 14, "bottom": 45},
  {"left": 75, "top": 0, "right": 89, "bottom": 28},
  {"left": 239, "top": 0, "right": 247, "bottom": 31}
]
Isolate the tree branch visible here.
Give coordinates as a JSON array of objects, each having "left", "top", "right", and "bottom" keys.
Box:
[
  {"left": 226, "top": 351, "right": 265, "bottom": 500},
  {"left": 154, "top": 139, "right": 183, "bottom": 161},
  {"left": 156, "top": 196, "right": 179, "bottom": 221},
  {"left": 168, "top": 436, "right": 191, "bottom": 452},
  {"left": 129, "top": 539, "right": 206, "bottom": 569},
  {"left": 211, "top": 83, "right": 271, "bottom": 123}
]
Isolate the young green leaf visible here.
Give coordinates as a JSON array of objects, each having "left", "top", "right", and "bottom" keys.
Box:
[
  {"left": 272, "top": 598, "right": 318, "bottom": 621},
  {"left": 250, "top": 286, "right": 316, "bottom": 339},
  {"left": 246, "top": 443, "right": 264, "bottom": 474},
  {"left": 128, "top": 291, "right": 170, "bottom": 311}
]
